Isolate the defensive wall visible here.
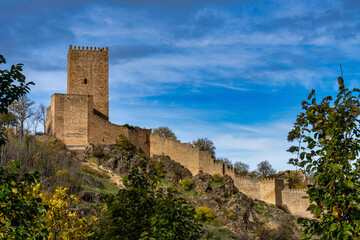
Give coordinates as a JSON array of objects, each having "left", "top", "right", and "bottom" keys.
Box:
[
  {"left": 150, "top": 134, "right": 310, "bottom": 217},
  {"left": 46, "top": 45, "right": 311, "bottom": 219},
  {"left": 282, "top": 188, "right": 312, "bottom": 218}
]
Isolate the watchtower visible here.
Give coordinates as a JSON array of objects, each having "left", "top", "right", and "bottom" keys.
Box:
[{"left": 67, "top": 45, "right": 109, "bottom": 119}]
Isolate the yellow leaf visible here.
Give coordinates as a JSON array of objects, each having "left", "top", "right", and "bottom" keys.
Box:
[{"left": 333, "top": 206, "right": 338, "bottom": 217}]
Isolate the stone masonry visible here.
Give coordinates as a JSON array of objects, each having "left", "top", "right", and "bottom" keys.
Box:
[
  {"left": 46, "top": 45, "right": 311, "bottom": 218},
  {"left": 46, "top": 46, "right": 150, "bottom": 154}
]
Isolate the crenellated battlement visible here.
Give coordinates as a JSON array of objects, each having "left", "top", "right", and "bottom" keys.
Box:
[
  {"left": 282, "top": 188, "right": 308, "bottom": 193},
  {"left": 260, "top": 178, "right": 276, "bottom": 182},
  {"left": 69, "top": 45, "right": 109, "bottom": 52}
]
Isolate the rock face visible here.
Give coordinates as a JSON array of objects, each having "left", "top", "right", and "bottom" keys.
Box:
[
  {"left": 83, "top": 143, "right": 148, "bottom": 175},
  {"left": 151, "top": 155, "right": 193, "bottom": 181},
  {"left": 185, "top": 172, "right": 300, "bottom": 239}
]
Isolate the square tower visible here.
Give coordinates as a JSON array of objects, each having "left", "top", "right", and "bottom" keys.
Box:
[{"left": 67, "top": 45, "right": 109, "bottom": 118}]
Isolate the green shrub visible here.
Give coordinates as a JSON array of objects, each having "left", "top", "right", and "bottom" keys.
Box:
[
  {"left": 123, "top": 124, "right": 136, "bottom": 130},
  {"left": 92, "top": 146, "right": 104, "bottom": 158},
  {"left": 226, "top": 211, "right": 237, "bottom": 220},
  {"left": 179, "top": 178, "right": 193, "bottom": 190},
  {"left": 114, "top": 134, "right": 134, "bottom": 153},
  {"left": 195, "top": 206, "right": 216, "bottom": 223},
  {"left": 211, "top": 174, "right": 222, "bottom": 182}
]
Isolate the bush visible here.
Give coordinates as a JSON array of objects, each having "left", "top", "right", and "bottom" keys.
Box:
[
  {"left": 114, "top": 134, "right": 134, "bottom": 154},
  {"left": 179, "top": 178, "right": 193, "bottom": 190},
  {"left": 0, "top": 161, "right": 48, "bottom": 239},
  {"left": 212, "top": 174, "right": 222, "bottom": 182},
  {"left": 96, "top": 167, "right": 203, "bottom": 239},
  {"left": 226, "top": 211, "right": 237, "bottom": 220},
  {"left": 123, "top": 123, "right": 136, "bottom": 130},
  {"left": 42, "top": 187, "right": 98, "bottom": 239},
  {"left": 195, "top": 206, "right": 216, "bottom": 223},
  {"left": 92, "top": 145, "right": 104, "bottom": 158}
]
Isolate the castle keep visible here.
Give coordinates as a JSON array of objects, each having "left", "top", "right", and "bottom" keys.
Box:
[
  {"left": 46, "top": 45, "right": 311, "bottom": 218},
  {"left": 46, "top": 46, "right": 150, "bottom": 153}
]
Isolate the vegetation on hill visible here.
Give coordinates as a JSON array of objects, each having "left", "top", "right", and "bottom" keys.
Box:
[{"left": 0, "top": 134, "right": 303, "bottom": 239}]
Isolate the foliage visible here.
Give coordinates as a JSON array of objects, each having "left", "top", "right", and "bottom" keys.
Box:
[
  {"left": 92, "top": 145, "right": 105, "bottom": 158},
  {"left": 0, "top": 54, "right": 34, "bottom": 146},
  {"left": 216, "top": 157, "right": 233, "bottom": 169},
  {"left": 97, "top": 167, "right": 203, "bottom": 239},
  {"left": 179, "top": 177, "right": 193, "bottom": 190},
  {"left": 286, "top": 171, "right": 307, "bottom": 189},
  {"left": 0, "top": 112, "right": 17, "bottom": 128},
  {"left": 212, "top": 173, "right": 222, "bottom": 182},
  {"left": 287, "top": 77, "right": 360, "bottom": 239},
  {"left": 114, "top": 134, "right": 134, "bottom": 154},
  {"left": 205, "top": 225, "right": 240, "bottom": 240},
  {"left": 42, "top": 187, "right": 97, "bottom": 240},
  {"left": 193, "top": 137, "right": 216, "bottom": 159},
  {"left": 257, "top": 160, "right": 276, "bottom": 178},
  {"left": 233, "top": 161, "right": 250, "bottom": 176},
  {"left": 195, "top": 207, "right": 216, "bottom": 223},
  {"left": 153, "top": 126, "right": 177, "bottom": 140},
  {"left": 123, "top": 123, "right": 136, "bottom": 130},
  {"left": 248, "top": 170, "right": 259, "bottom": 178},
  {"left": 9, "top": 95, "right": 35, "bottom": 136},
  {"left": 36, "top": 104, "right": 47, "bottom": 133},
  {"left": 0, "top": 136, "right": 81, "bottom": 194},
  {"left": 0, "top": 161, "right": 48, "bottom": 239}
]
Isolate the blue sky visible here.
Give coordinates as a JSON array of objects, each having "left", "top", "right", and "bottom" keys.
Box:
[{"left": 1, "top": 0, "right": 360, "bottom": 171}]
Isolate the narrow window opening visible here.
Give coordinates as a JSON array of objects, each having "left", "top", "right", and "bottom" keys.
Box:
[{"left": 84, "top": 78, "right": 87, "bottom": 84}]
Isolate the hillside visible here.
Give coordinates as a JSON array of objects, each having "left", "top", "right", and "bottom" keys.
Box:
[{"left": 0, "top": 135, "right": 301, "bottom": 239}]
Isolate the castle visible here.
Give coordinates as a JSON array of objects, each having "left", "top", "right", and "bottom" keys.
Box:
[{"left": 46, "top": 45, "right": 311, "bottom": 218}]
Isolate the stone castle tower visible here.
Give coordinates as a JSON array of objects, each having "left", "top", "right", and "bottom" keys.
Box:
[
  {"left": 46, "top": 45, "right": 150, "bottom": 152},
  {"left": 67, "top": 46, "right": 109, "bottom": 119}
]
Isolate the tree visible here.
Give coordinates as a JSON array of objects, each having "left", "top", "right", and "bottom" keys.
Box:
[
  {"left": 153, "top": 126, "right": 177, "bottom": 140},
  {"left": 34, "top": 104, "right": 47, "bottom": 133},
  {"left": 233, "top": 161, "right": 250, "bottom": 176},
  {"left": 9, "top": 95, "right": 35, "bottom": 136},
  {"left": 192, "top": 138, "right": 216, "bottom": 159},
  {"left": 287, "top": 77, "right": 360, "bottom": 239},
  {"left": 0, "top": 112, "right": 17, "bottom": 128},
  {"left": 257, "top": 160, "right": 276, "bottom": 178},
  {"left": 0, "top": 54, "right": 34, "bottom": 145},
  {"left": 97, "top": 167, "right": 203, "bottom": 239}
]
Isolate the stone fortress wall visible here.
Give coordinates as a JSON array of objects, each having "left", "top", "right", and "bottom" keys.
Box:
[
  {"left": 46, "top": 45, "right": 311, "bottom": 219},
  {"left": 150, "top": 134, "right": 310, "bottom": 216}
]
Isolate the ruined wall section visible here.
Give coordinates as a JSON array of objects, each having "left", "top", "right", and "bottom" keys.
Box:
[
  {"left": 260, "top": 179, "right": 278, "bottom": 205},
  {"left": 282, "top": 188, "right": 312, "bottom": 218},
  {"left": 150, "top": 134, "right": 202, "bottom": 175},
  {"left": 88, "top": 114, "right": 150, "bottom": 156},
  {"left": 232, "top": 177, "right": 261, "bottom": 200},
  {"left": 67, "top": 45, "right": 109, "bottom": 118}
]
